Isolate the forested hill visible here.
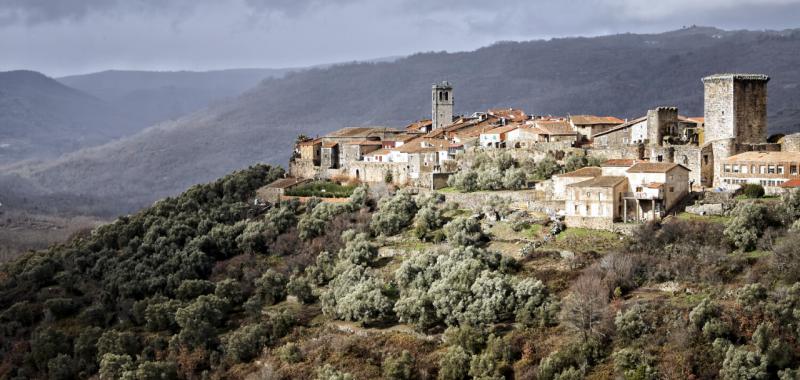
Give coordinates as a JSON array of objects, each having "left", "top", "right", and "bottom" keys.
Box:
[
  {"left": 7, "top": 26, "right": 800, "bottom": 216},
  {"left": 0, "top": 70, "right": 140, "bottom": 165},
  {"left": 5, "top": 161, "right": 800, "bottom": 378}
]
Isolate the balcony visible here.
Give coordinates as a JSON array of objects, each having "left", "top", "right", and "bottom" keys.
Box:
[{"left": 623, "top": 191, "right": 663, "bottom": 200}]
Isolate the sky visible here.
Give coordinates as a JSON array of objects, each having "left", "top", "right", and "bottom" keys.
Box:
[{"left": 1, "top": 0, "right": 799, "bottom": 77}]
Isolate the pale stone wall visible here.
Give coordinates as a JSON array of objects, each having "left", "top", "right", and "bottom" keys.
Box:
[
  {"left": 783, "top": 134, "right": 800, "bottom": 152},
  {"left": 564, "top": 216, "right": 614, "bottom": 230},
  {"left": 672, "top": 145, "right": 703, "bottom": 185},
  {"left": 704, "top": 78, "right": 735, "bottom": 143}
]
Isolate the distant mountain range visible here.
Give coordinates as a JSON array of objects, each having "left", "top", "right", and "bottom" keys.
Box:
[
  {"left": 0, "top": 68, "right": 291, "bottom": 166},
  {"left": 58, "top": 68, "right": 294, "bottom": 127},
  {"left": 4, "top": 26, "right": 800, "bottom": 216}
]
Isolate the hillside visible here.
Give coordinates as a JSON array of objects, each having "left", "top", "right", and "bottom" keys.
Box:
[
  {"left": 0, "top": 70, "right": 141, "bottom": 165},
  {"left": 7, "top": 27, "right": 800, "bottom": 215},
  {"left": 58, "top": 69, "right": 293, "bottom": 127},
  {"left": 3, "top": 164, "right": 800, "bottom": 379}
]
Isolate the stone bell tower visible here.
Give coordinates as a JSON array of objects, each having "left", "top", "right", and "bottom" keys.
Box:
[{"left": 432, "top": 81, "right": 453, "bottom": 130}]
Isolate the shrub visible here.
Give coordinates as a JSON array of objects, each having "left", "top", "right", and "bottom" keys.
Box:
[
  {"left": 781, "top": 188, "right": 800, "bottom": 223},
  {"left": 215, "top": 278, "right": 245, "bottom": 305},
  {"left": 338, "top": 230, "right": 377, "bottom": 265},
  {"left": 176, "top": 279, "right": 215, "bottom": 301},
  {"left": 772, "top": 234, "right": 800, "bottom": 282},
  {"left": 515, "top": 278, "right": 559, "bottom": 327},
  {"left": 689, "top": 298, "right": 720, "bottom": 330},
  {"left": 144, "top": 298, "right": 182, "bottom": 332},
  {"left": 538, "top": 338, "right": 604, "bottom": 380},
  {"left": 725, "top": 202, "right": 771, "bottom": 251},
  {"left": 276, "top": 342, "right": 303, "bottom": 363},
  {"left": 502, "top": 167, "right": 527, "bottom": 190},
  {"left": 719, "top": 346, "right": 768, "bottom": 380},
  {"left": 133, "top": 361, "right": 179, "bottom": 380},
  {"left": 287, "top": 273, "right": 316, "bottom": 303},
  {"left": 612, "top": 348, "right": 658, "bottom": 380},
  {"left": 47, "top": 353, "right": 76, "bottom": 380},
  {"left": 97, "top": 330, "right": 141, "bottom": 357},
  {"left": 477, "top": 169, "right": 504, "bottom": 191},
  {"left": 383, "top": 350, "right": 415, "bottom": 380},
  {"left": 174, "top": 294, "right": 227, "bottom": 348},
  {"left": 614, "top": 303, "right": 651, "bottom": 342},
  {"left": 316, "top": 364, "right": 355, "bottom": 380},
  {"left": 371, "top": 190, "right": 418, "bottom": 236},
  {"left": 99, "top": 353, "right": 133, "bottom": 380},
  {"left": 444, "top": 217, "right": 486, "bottom": 247},
  {"left": 438, "top": 346, "right": 471, "bottom": 380},
  {"left": 448, "top": 169, "right": 479, "bottom": 192},
  {"left": 443, "top": 325, "right": 487, "bottom": 354},
  {"left": 741, "top": 184, "right": 765, "bottom": 199},
  {"left": 252, "top": 269, "right": 288, "bottom": 306},
  {"left": 321, "top": 264, "right": 393, "bottom": 324},
  {"left": 534, "top": 156, "right": 561, "bottom": 180},
  {"left": 223, "top": 323, "right": 270, "bottom": 363}
]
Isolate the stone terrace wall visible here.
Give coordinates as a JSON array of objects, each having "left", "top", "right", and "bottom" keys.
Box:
[{"left": 429, "top": 189, "right": 564, "bottom": 213}]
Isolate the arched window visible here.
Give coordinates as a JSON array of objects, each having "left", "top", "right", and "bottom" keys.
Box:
[{"left": 444, "top": 91, "right": 449, "bottom": 101}]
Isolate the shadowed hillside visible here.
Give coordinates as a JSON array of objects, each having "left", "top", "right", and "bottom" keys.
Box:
[
  {"left": 58, "top": 69, "right": 293, "bottom": 127},
  {"left": 6, "top": 27, "right": 800, "bottom": 215},
  {"left": 0, "top": 70, "right": 140, "bottom": 165}
]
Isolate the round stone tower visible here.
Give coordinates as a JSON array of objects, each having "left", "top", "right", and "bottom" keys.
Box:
[{"left": 432, "top": 81, "right": 453, "bottom": 130}]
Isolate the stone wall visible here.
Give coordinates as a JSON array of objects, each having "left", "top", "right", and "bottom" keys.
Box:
[
  {"left": 704, "top": 77, "right": 735, "bottom": 143},
  {"left": 733, "top": 79, "right": 768, "bottom": 144},
  {"left": 431, "top": 173, "right": 451, "bottom": 190},
  {"left": 783, "top": 134, "right": 800, "bottom": 152},
  {"left": 431, "top": 189, "right": 563, "bottom": 213},
  {"left": 564, "top": 216, "right": 614, "bottom": 230}
]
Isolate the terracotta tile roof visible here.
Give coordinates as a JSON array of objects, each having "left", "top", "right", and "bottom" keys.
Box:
[
  {"left": 558, "top": 167, "right": 602, "bottom": 178},
  {"left": 266, "top": 177, "right": 310, "bottom": 189},
  {"left": 724, "top": 151, "right": 800, "bottom": 163},
  {"left": 482, "top": 124, "right": 519, "bottom": 135},
  {"left": 602, "top": 159, "right": 639, "bottom": 167},
  {"left": 533, "top": 120, "right": 576, "bottom": 135},
  {"left": 780, "top": 179, "right": 800, "bottom": 188},
  {"left": 346, "top": 140, "right": 383, "bottom": 146},
  {"left": 570, "top": 115, "right": 624, "bottom": 125},
  {"left": 593, "top": 116, "right": 647, "bottom": 138},
  {"left": 626, "top": 162, "right": 689, "bottom": 173},
  {"left": 405, "top": 119, "right": 433, "bottom": 132},
  {"left": 568, "top": 176, "right": 627, "bottom": 188},
  {"left": 488, "top": 108, "right": 528, "bottom": 121},
  {"left": 327, "top": 126, "right": 401, "bottom": 138},
  {"left": 645, "top": 182, "right": 664, "bottom": 189},
  {"left": 322, "top": 141, "right": 338, "bottom": 148}
]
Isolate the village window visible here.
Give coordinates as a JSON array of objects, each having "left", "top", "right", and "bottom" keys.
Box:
[
  {"left": 724, "top": 164, "right": 731, "bottom": 173},
  {"left": 778, "top": 166, "right": 785, "bottom": 174},
  {"left": 574, "top": 205, "right": 579, "bottom": 213},
  {"left": 751, "top": 165, "right": 756, "bottom": 173},
  {"left": 657, "top": 155, "right": 663, "bottom": 162},
  {"left": 586, "top": 192, "right": 591, "bottom": 198},
  {"left": 742, "top": 165, "right": 749, "bottom": 174},
  {"left": 585, "top": 205, "right": 590, "bottom": 215},
  {"left": 703, "top": 155, "right": 709, "bottom": 165},
  {"left": 792, "top": 165, "right": 798, "bottom": 175},
  {"left": 669, "top": 187, "right": 674, "bottom": 192},
  {"left": 733, "top": 165, "right": 740, "bottom": 173},
  {"left": 768, "top": 165, "right": 776, "bottom": 174},
  {"left": 760, "top": 165, "right": 767, "bottom": 174}
]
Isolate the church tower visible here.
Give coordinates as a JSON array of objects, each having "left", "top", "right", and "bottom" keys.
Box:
[{"left": 432, "top": 81, "right": 453, "bottom": 130}]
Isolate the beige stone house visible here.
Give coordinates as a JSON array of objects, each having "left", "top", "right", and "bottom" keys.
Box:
[{"left": 564, "top": 176, "right": 629, "bottom": 229}]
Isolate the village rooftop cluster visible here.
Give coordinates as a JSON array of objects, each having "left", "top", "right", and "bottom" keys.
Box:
[{"left": 282, "top": 74, "right": 800, "bottom": 230}]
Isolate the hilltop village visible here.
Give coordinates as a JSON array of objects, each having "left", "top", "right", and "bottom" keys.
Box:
[{"left": 284, "top": 74, "right": 800, "bottom": 230}]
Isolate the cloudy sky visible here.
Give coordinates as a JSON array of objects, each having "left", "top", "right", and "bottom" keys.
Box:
[{"left": 1, "top": 0, "right": 799, "bottom": 77}]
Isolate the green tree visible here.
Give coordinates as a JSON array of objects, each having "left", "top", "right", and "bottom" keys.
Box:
[
  {"left": 383, "top": 350, "right": 415, "bottom": 380},
  {"left": 724, "top": 202, "right": 770, "bottom": 251}
]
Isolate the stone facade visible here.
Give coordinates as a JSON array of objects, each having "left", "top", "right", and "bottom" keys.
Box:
[{"left": 703, "top": 74, "right": 770, "bottom": 187}]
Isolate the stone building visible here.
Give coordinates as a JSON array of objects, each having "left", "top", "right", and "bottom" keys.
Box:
[
  {"left": 564, "top": 176, "right": 629, "bottom": 229},
  {"left": 432, "top": 81, "right": 454, "bottom": 130},
  {"left": 552, "top": 167, "right": 602, "bottom": 200},
  {"left": 702, "top": 73, "right": 770, "bottom": 187},
  {"left": 569, "top": 115, "right": 624, "bottom": 142}
]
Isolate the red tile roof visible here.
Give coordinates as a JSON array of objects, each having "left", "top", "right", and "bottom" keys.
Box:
[
  {"left": 780, "top": 179, "right": 800, "bottom": 188},
  {"left": 533, "top": 120, "right": 576, "bottom": 135},
  {"left": 570, "top": 115, "right": 624, "bottom": 126},
  {"left": 558, "top": 167, "right": 602, "bottom": 178},
  {"left": 627, "top": 162, "right": 689, "bottom": 173}
]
